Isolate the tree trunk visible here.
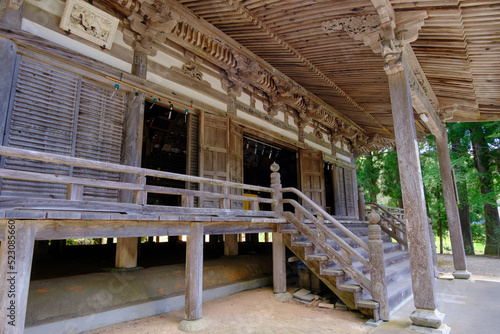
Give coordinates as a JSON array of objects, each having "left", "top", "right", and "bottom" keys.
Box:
[{"left": 471, "top": 127, "right": 500, "bottom": 255}]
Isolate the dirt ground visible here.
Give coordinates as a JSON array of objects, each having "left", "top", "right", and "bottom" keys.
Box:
[{"left": 86, "top": 254, "right": 500, "bottom": 334}]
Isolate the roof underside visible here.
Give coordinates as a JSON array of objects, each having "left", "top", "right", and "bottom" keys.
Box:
[{"left": 175, "top": 0, "right": 500, "bottom": 140}]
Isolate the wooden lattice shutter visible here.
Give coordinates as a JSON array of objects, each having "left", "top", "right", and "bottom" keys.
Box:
[
  {"left": 73, "top": 80, "right": 125, "bottom": 201},
  {"left": 344, "top": 168, "right": 356, "bottom": 217},
  {"left": 1, "top": 57, "right": 79, "bottom": 198},
  {"left": 333, "top": 166, "right": 347, "bottom": 216},
  {"left": 1, "top": 56, "right": 125, "bottom": 201},
  {"left": 186, "top": 113, "right": 199, "bottom": 206}
]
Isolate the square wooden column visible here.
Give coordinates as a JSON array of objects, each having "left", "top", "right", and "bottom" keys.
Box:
[
  {"left": 384, "top": 40, "right": 449, "bottom": 333},
  {"left": 179, "top": 222, "right": 208, "bottom": 330},
  {"left": 116, "top": 51, "right": 147, "bottom": 269},
  {"left": 0, "top": 221, "right": 36, "bottom": 334},
  {"left": 435, "top": 130, "right": 470, "bottom": 279}
]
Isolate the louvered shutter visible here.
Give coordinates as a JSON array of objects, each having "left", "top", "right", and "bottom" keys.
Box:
[
  {"left": 186, "top": 113, "right": 199, "bottom": 206},
  {"left": 344, "top": 168, "right": 356, "bottom": 217},
  {"left": 73, "top": 80, "right": 125, "bottom": 201},
  {"left": 1, "top": 56, "right": 125, "bottom": 201},
  {"left": 333, "top": 166, "right": 347, "bottom": 216},
  {"left": 1, "top": 57, "right": 79, "bottom": 198}
]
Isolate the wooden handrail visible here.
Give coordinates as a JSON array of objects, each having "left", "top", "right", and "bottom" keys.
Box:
[
  {"left": 0, "top": 146, "right": 276, "bottom": 216},
  {"left": 366, "top": 202, "right": 407, "bottom": 248},
  {"left": 280, "top": 187, "right": 372, "bottom": 295},
  {"left": 0, "top": 146, "right": 273, "bottom": 193},
  {"left": 282, "top": 187, "right": 369, "bottom": 251}
]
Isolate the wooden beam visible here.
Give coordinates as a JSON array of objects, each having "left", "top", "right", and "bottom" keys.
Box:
[
  {"left": 185, "top": 222, "right": 204, "bottom": 321},
  {"left": 403, "top": 44, "right": 445, "bottom": 140},
  {"left": 0, "top": 221, "right": 36, "bottom": 334}
]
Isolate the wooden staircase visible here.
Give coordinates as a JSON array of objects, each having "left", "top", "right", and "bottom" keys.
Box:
[
  {"left": 276, "top": 186, "right": 413, "bottom": 322},
  {"left": 280, "top": 219, "right": 412, "bottom": 321}
]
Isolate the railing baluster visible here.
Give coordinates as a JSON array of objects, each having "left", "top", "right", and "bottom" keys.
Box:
[
  {"left": 66, "top": 184, "right": 83, "bottom": 201},
  {"left": 133, "top": 171, "right": 147, "bottom": 205}
]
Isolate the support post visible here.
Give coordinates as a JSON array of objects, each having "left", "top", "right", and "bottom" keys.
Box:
[
  {"left": 435, "top": 129, "right": 470, "bottom": 279},
  {"left": 116, "top": 50, "right": 147, "bottom": 269},
  {"left": 383, "top": 39, "right": 449, "bottom": 333},
  {"left": 0, "top": 221, "right": 36, "bottom": 334},
  {"left": 428, "top": 218, "right": 440, "bottom": 278},
  {"left": 179, "top": 222, "right": 208, "bottom": 331},
  {"left": 224, "top": 234, "right": 238, "bottom": 256},
  {"left": 358, "top": 186, "right": 366, "bottom": 221},
  {"left": 270, "top": 163, "right": 290, "bottom": 301}
]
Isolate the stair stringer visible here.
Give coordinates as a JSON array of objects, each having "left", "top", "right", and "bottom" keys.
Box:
[{"left": 282, "top": 233, "right": 379, "bottom": 320}]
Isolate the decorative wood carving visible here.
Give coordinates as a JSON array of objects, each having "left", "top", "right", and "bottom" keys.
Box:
[
  {"left": 60, "top": 0, "right": 119, "bottom": 50},
  {"left": 322, "top": 15, "right": 381, "bottom": 40},
  {"left": 381, "top": 39, "right": 404, "bottom": 75}
]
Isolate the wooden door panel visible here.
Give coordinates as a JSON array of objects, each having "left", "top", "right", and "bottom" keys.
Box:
[
  {"left": 300, "top": 149, "right": 325, "bottom": 209},
  {"left": 199, "top": 111, "right": 228, "bottom": 208}
]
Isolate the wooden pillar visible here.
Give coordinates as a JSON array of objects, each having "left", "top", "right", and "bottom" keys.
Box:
[
  {"left": 272, "top": 231, "right": 287, "bottom": 294},
  {"left": 367, "top": 211, "right": 389, "bottom": 321},
  {"left": 384, "top": 40, "right": 448, "bottom": 332},
  {"left": 0, "top": 38, "right": 17, "bottom": 146},
  {"left": 0, "top": 221, "right": 36, "bottom": 334},
  {"left": 358, "top": 186, "right": 366, "bottom": 221},
  {"left": 0, "top": 1, "right": 24, "bottom": 28},
  {"left": 116, "top": 51, "right": 147, "bottom": 269},
  {"left": 435, "top": 129, "right": 470, "bottom": 279},
  {"left": 184, "top": 222, "right": 204, "bottom": 321},
  {"left": 224, "top": 234, "right": 238, "bottom": 256}
]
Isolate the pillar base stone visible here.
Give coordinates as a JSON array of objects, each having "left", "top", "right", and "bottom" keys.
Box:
[
  {"left": 274, "top": 292, "right": 292, "bottom": 302},
  {"left": 178, "top": 318, "right": 209, "bottom": 332},
  {"left": 452, "top": 270, "right": 471, "bottom": 279},
  {"left": 408, "top": 324, "right": 451, "bottom": 334},
  {"left": 409, "top": 308, "right": 446, "bottom": 329}
]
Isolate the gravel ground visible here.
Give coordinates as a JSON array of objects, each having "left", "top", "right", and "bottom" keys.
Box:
[
  {"left": 85, "top": 254, "right": 500, "bottom": 334},
  {"left": 438, "top": 254, "right": 500, "bottom": 278}
]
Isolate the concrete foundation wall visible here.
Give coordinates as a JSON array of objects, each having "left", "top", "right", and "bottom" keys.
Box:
[{"left": 26, "top": 255, "right": 272, "bottom": 330}]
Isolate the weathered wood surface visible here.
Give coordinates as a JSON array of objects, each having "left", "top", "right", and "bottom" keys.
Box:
[
  {"left": 388, "top": 62, "right": 439, "bottom": 312},
  {"left": 0, "top": 221, "right": 36, "bottom": 334},
  {"left": 185, "top": 222, "right": 204, "bottom": 320},
  {"left": 0, "top": 219, "right": 277, "bottom": 241},
  {"left": 272, "top": 232, "right": 286, "bottom": 294}
]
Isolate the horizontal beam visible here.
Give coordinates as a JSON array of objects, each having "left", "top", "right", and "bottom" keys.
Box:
[{"left": 0, "top": 219, "right": 278, "bottom": 240}]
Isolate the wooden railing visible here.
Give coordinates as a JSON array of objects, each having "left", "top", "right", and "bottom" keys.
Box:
[
  {"left": 366, "top": 202, "right": 407, "bottom": 248},
  {"left": 0, "top": 146, "right": 277, "bottom": 220},
  {"left": 277, "top": 186, "right": 389, "bottom": 318}
]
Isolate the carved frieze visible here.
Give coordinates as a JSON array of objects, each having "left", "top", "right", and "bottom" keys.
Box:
[
  {"left": 60, "top": 0, "right": 119, "bottom": 49},
  {"left": 322, "top": 15, "right": 381, "bottom": 40}
]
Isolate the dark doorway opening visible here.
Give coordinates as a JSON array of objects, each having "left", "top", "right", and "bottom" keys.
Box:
[
  {"left": 324, "top": 165, "right": 335, "bottom": 215},
  {"left": 142, "top": 101, "right": 187, "bottom": 206},
  {"left": 243, "top": 136, "right": 298, "bottom": 211}
]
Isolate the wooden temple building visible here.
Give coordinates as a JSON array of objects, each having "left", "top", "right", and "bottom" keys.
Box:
[{"left": 0, "top": 0, "right": 498, "bottom": 333}]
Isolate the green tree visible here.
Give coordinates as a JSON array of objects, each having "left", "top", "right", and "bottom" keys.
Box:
[
  {"left": 470, "top": 122, "right": 500, "bottom": 255},
  {"left": 379, "top": 148, "right": 403, "bottom": 208},
  {"left": 356, "top": 152, "right": 380, "bottom": 202}
]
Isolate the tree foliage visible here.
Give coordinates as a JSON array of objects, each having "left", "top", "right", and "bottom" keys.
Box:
[{"left": 356, "top": 121, "right": 500, "bottom": 255}]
